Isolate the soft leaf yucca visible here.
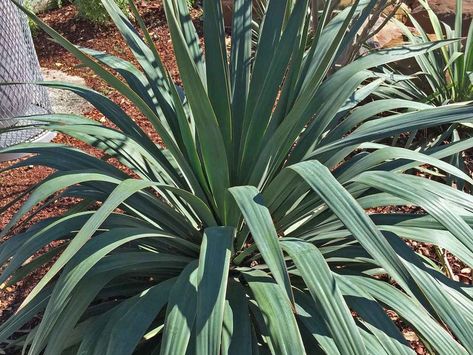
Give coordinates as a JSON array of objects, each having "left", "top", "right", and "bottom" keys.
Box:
[
  {"left": 380, "top": 0, "right": 473, "bottom": 105},
  {"left": 2, "top": 0, "right": 473, "bottom": 353}
]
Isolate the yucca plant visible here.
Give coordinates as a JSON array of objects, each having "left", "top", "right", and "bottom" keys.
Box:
[
  {"left": 378, "top": 0, "right": 473, "bottom": 105},
  {"left": 2, "top": 0, "right": 473, "bottom": 353},
  {"left": 372, "top": 0, "right": 473, "bottom": 186}
]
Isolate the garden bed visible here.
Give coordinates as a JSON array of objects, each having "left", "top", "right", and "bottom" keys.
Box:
[{"left": 1, "top": 2, "right": 473, "bottom": 353}]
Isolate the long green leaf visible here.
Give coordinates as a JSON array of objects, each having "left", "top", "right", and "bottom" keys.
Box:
[
  {"left": 160, "top": 261, "right": 198, "bottom": 355},
  {"left": 229, "top": 186, "right": 294, "bottom": 304},
  {"left": 195, "top": 227, "right": 234, "bottom": 355},
  {"left": 163, "top": 0, "right": 230, "bottom": 217},
  {"left": 243, "top": 269, "right": 305, "bottom": 355},
  {"left": 281, "top": 239, "right": 366, "bottom": 354},
  {"left": 289, "top": 160, "right": 416, "bottom": 294}
]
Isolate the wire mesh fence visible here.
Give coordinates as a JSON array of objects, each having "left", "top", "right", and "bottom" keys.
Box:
[{"left": 0, "top": 0, "right": 52, "bottom": 150}]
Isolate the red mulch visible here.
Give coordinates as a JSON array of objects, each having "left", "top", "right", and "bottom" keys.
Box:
[{"left": 0, "top": 2, "right": 471, "bottom": 354}]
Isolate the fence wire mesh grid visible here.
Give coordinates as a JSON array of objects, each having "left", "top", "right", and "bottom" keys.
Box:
[{"left": 0, "top": 0, "right": 52, "bottom": 150}]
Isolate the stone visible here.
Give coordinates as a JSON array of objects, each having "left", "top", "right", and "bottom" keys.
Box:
[
  {"left": 409, "top": 0, "right": 473, "bottom": 36},
  {"left": 368, "top": 17, "right": 406, "bottom": 49},
  {"left": 383, "top": 2, "right": 412, "bottom": 23},
  {"left": 336, "top": 0, "right": 356, "bottom": 9},
  {"left": 41, "top": 68, "right": 93, "bottom": 115}
]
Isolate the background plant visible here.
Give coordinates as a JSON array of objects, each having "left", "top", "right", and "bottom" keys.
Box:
[
  {"left": 379, "top": 0, "right": 473, "bottom": 105},
  {"left": 74, "top": 0, "right": 129, "bottom": 23},
  {"left": 373, "top": 0, "right": 473, "bottom": 189},
  {"left": 24, "top": 0, "right": 40, "bottom": 34},
  {"left": 2, "top": 0, "right": 473, "bottom": 353}
]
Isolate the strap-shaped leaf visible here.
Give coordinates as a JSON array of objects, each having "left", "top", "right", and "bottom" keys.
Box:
[
  {"left": 250, "top": 40, "right": 459, "bottom": 185},
  {"left": 195, "top": 227, "right": 234, "bottom": 354},
  {"left": 39, "top": 120, "right": 180, "bottom": 184},
  {"left": 221, "top": 280, "right": 252, "bottom": 355},
  {"left": 281, "top": 239, "right": 366, "bottom": 354},
  {"left": 19, "top": 179, "right": 183, "bottom": 309},
  {"left": 337, "top": 145, "right": 473, "bottom": 184},
  {"left": 124, "top": 0, "right": 205, "bottom": 182},
  {"left": 386, "top": 233, "right": 473, "bottom": 350},
  {"left": 96, "top": 279, "right": 175, "bottom": 355},
  {"left": 32, "top": 229, "right": 193, "bottom": 353},
  {"left": 338, "top": 275, "right": 468, "bottom": 354},
  {"left": 37, "top": 82, "right": 192, "bottom": 192},
  {"left": 229, "top": 0, "right": 252, "bottom": 175},
  {"left": 167, "top": 0, "right": 205, "bottom": 79},
  {"left": 321, "top": 99, "right": 432, "bottom": 146},
  {"left": 160, "top": 261, "right": 199, "bottom": 355},
  {"left": 203, "top": 0, "right": 231, "bottom": 147},
  {"left": 341, "top": 281, "right": 413, "bottom": 355},
  {"left": 12, "top": 1, "right": 197, "bottom": 188},
  {"left": 33, "top": 253, "right": 187, "bottom": 354},
  {"left": 0, "top": 212, "right": 93, "bottom": 285},
  {"left": 289, "top": 161, "right": 415, "bottom": 294},
  {"left": 293, "top": 289, "right": 340, "bottom": 355},
  {"left": 101, "top": 0, "right": 175, "bottom": 125},
  {"left": 0, "top": 142, "right": 125, "bottom": 179},
  {"left": 229, "top": 186, "right": 293, "bottom": 304},
  {"left": 243, "top": 269, "right": 305, "bottom": 355},
  {"left": 0, "top": 171, "right": 120, "bottom": 238},
  {"left": 163, "top": 0, "right": 230, "bottom": 216},
  {"left": 245, "top": 0, "right": 286, "bottom": 122},
  {"left": 239, "top": 0, "right": 308, "bottom": 176},
  {"left": 42, "top": 272, "right": 136, "bottom": 355},
  {"left": 0, "top": 287, "right": 51, "bottom": 343},
  {"left": 313, "top": 103, "right": 473, "bottom": 159},
  {"left": 78, "top": 46, "right": 161, "bottom": 117},
  {"left": 355, "top": 172, "right": 473, "bottom": 255}
]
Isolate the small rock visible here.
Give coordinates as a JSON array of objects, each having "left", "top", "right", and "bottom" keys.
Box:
[
  {"left": 404, "top": 331, "right": 419, "bottom": 341},
  {"left": 409, "top": 0, "right": 473, "bottom": 36},
  {"left": 369, "top": 17, "right": 405, "bottom": 49},
  {"left": 41, "top": 68, "right": 93, "bottom": 116}
]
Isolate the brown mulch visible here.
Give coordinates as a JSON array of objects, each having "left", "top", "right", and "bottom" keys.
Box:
[{"left": 0, "top": 2, "right": 472, "bottom": 354}]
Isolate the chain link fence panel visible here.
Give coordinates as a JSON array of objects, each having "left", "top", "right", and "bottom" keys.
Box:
[{"left": 0, "top": 0, "right": 52, "bottom": 150}]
